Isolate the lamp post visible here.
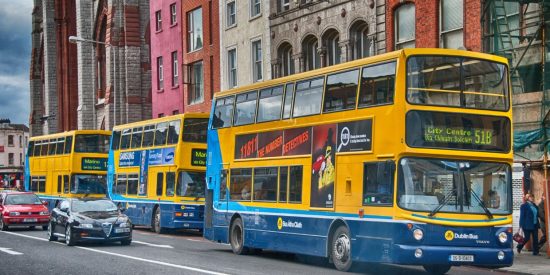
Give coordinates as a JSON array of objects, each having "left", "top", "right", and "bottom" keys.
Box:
[{"left": 68, "top": 35, "right": 117, "bottom": 127}]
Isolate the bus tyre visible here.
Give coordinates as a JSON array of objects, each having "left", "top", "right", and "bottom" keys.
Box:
[
  {"left": 153, "top": 207, "right": 165, "bottom": 234},
  {"left": 230, "top": 217, "right": 250, "bottom": 255},
  {"left": 331, "top": 226, "right": 353, "bottom": 272},
  {"left": 423, "top": 264, "right": 451, "bottom": 275},
  {"left": 48, "top": 223, "right": 58, "bottom": 241}
]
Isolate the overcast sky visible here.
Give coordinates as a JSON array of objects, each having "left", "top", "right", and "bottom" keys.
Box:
[{"left": 0, "top": 1, "right": 32, "bottom": 125}]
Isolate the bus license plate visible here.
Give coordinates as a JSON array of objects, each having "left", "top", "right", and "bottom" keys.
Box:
[
  {"left": 24, "top": 218, "right": 37, "bottom": 223},
  {"left": 450, "top": 255, "right": 474, "bottom": 262}
]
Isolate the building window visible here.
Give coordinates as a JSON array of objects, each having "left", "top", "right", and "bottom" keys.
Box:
[
  {"left": 19, "top": 136, "right": 22, "bottom": 148},
  {"left": 278, "top": 42, "right": 294, "bottom": 77},
  {"left": 302, "top": 35, "right": 320, "bottom": 71},
  {"left": 155, "top": 10, "right": 162, "bottom": 31},
  {"left": 395, "top": 4, "right": 415, "bottom": 49},
  {"left": 250, "top": 0, "right": 261, "bottom": 18},
  {"left": 278, "top": 0, "right": 290, "bottom": 12},
  {"left": 323, "top": 29, "right": 340, "bottom": 66},
  {"left": 228, "top": 48, "right": 237, "bottom": 88},
  {"left": 7, "top": 135, "right": 13, "bottom": 146},
  {"left": 187, "top": 8, "right": 203, "bottom": 52},
  {"left": 350, "top": 20, "right": 370, "bottom": 60},
  {"left": 227, "top": 1, "right": 236, "bottom": 27},
  {"left": 158, "top": 113, "right": 165, "bottom": 118},
  {"left": 440, "top": 0, "right": 464, "bottom": 49},
  {"left": 189, "top": 61, "right": 204, "bottom": 104},
  {"left": 172, "top": 110, "right": 179, "bottom": 115},
  {"left": 170, "top": 3, "right": 177, "bottom": 25},
  {"left": 157, "top": 56, "right": 163, "bottom": 90},
  {"left": 171, "top": 51, "right": 178, "bottom": 87},
  {"left": 8, "top": 153, "right": 14, "bottom": 165},
  {"left": 252, "top": 40, "right": 263, "bottom": 82}
]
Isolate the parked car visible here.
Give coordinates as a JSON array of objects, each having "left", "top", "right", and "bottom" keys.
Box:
[
  {"left": 48, "top": 198, "right": 132, "bottom": 246},
  {"left": 0, "top": 191, "right": 50, "bottom": 231}
]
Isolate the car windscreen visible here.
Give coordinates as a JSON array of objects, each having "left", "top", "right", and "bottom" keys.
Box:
[
  {"left": 4, "top": 194, "right": 43, "bottom": 205},
  {"left": 71, "top": 200, "right": 117, "bottom": 213}
]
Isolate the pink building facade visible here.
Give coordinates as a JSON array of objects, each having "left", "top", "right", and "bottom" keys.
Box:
[{"left": 150, "top": 0, "right": 184, "bottom": 118}]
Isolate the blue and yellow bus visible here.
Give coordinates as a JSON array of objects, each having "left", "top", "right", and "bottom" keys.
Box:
[
  {"left": 204, "top": 48, "right": 513, "bottom": 273},
  {"left": 107, "top": 114, "right": 208, "bottom": 233},
  {"left": 25, "top": 130, "right": 111, "bottom": 210}
]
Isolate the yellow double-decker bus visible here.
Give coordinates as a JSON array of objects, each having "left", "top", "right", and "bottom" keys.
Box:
[
  {"left": 25, "top": 130, "right": 111, "bottom": 209},
  {"left": 204, "top": 48, "right": 513, "bottom": 273},
  {"left": 107, "top": 114, "right": 208, "bottom": 233}
]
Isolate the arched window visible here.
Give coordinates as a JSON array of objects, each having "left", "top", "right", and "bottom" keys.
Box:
[
  {"left": 395, "top": 4, "right": 415, "bottom": 49},
  {"left": 302, "top": 35, "right": 320, "bottom": 71},
  {"left": 322, "top": 29, "right": 340, "bottom": 66},
  {"left": 350, "top": 20, "right": 370, "bottom": 60},
  {"left": 278, "top": 42, "right": 294, "bottom": 77},
  {"left": 440, "top": 0, "right": 463, "bottom": 49}
]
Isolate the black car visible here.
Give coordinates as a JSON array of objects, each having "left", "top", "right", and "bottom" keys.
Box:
[{"left": 47, "top": 198, "right": 132, "bottom": 246}]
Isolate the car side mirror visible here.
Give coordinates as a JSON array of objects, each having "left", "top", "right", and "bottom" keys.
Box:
[{"left": 60, "top": 207, "right": 69, "bottom": 214}]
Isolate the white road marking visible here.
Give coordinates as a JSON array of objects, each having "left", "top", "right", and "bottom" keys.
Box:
[
  {"left": 132, "top": 240, "right": 174, "bottom": 248},
  {"left": 0, "top": 231, "right": 230, "bottom": 275},
  {"left": 0, "top": 247, "right": 23, "bottom": 255}
]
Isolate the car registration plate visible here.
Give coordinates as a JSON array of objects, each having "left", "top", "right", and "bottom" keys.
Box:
[
  {"left": 115, "top": 228, "right": 130, "bottom": 233},
  {"left": 24, "top": 218, "right": 37, "bottom": 223},
  {"left": 450, "top": 255, "right": 474, "bottom": 262}
]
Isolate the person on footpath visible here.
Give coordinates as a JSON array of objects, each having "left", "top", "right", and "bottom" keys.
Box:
[
  {"left": 538, "top": 196, "right": 546, "bottom": 250},
  {"left": 517, "top": 193, "right": 540, "bottom": 255}
]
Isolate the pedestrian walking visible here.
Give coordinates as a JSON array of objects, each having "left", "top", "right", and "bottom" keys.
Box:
[
  {"left": 538, "top": 196, "right": 546, "bottom": 250},
  {"left": 517, "top": 193, "right": 541, "bottom": 255}
]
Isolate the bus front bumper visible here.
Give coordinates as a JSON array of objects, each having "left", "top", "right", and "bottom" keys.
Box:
[{"left": 393, "top": 244, "right": 513, "bottom": 267}]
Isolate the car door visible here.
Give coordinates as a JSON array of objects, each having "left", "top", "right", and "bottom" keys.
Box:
[{"left": 54, "top": 200, "right": 70, "bottom": 234}]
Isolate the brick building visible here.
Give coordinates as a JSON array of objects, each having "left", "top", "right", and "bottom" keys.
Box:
[
  {"left": 180, "top": 0, "right": 220, "bottom": 113},
  {"left": 30, "top": 0, "right": 152, "bottom": 135},
  {"left": 150, "top": 0, "right": 184, "bottom": 118},
  {"left": 0, "top": 119, "right": 29, "bottom": 189},
  {"left": 385, "top": 0, "right": 481, "bottom": 51}
]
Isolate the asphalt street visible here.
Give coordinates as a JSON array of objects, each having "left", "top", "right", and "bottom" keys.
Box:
[{"left": 0, "top": 227, "right": 526, "bottom": 275}]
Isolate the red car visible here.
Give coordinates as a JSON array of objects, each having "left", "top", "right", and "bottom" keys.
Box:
[{"left": 0, "top": 191, "right": 50, "bottom": 230}]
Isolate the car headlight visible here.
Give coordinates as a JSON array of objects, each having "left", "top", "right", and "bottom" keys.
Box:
[
  {"left": 413, "top": 229, "right": 424, "bottom": 241},
  {"left": 77, "top": 223, "right": 94, "bottom": 229},
  {"left": 118, "top": 222, "right": 130, "bottom": 228},
  {"left": 40, "top": 211, "right": 49, "bottom": 216},
  {"left": 9, "top": 212, "right": 20, "bottom": 216},
  {"left": 498, "top": 232, "right": 508, "bottom": 243}
]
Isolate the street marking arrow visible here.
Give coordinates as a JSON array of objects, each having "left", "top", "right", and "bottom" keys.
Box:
[
  {"left": 132, "top": 240, "right": 173, "bottom": 248},
  {"left": 0, "top": 247, "right": 23, "bottom": 255}
]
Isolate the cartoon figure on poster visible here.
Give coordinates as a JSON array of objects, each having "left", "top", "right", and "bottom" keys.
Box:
[{"left": 311, "top": 124, "right": 336, "bottom": 208}]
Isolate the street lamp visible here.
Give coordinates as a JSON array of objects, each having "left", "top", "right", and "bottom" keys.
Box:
[{"left": 68, "top": 35, "right": 117, "bottom": 127}]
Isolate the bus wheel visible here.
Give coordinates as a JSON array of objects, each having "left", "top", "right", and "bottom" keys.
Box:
[
  {"left": 331, "top": 225, "right": 353, "bottom": 272},
  {"left": 423, "top": 264, "right": 451, "bottom": 275},
  {"left": 229, "top": 217, "right": 249, "bottom": 255},
  {"left": 152, "top": 207, "right": 165, "bottom": 234}
]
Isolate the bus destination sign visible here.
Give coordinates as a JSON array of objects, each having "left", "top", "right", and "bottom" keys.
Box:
[
  {"left": 423, "top": 127, "right": 495, "bottom": 146},
  {"left": 191, "top": 149, "right": 207, "bottom": 166},
  {"left": 82, "top": 157, "right": 108, "bottom": 171}
]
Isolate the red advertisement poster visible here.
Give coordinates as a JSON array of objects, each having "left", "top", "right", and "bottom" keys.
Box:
[
  {"left": 235, "top": 134, "right": 258, "bottom": 159},
  {"left": 282, "top": 127, "right": 311, "bottom": 156},
  {"left": 258, "top": 131, "right": 283, "bottom": 158},
  {"left": 310, "top": 124, "right": 336, "bottom": 208}
]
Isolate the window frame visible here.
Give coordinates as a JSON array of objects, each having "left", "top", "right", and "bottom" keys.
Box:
[
  {"left": 257, "top": 85, "right": 284, "bottom": 123},
  {"left": 233, "top": 90, "right": 258, "bottom": 126},
  {"left": 439, "top": 0, "right": 464, "bottom": 49},
  {"left": 155, "top": 10, "right": 162, "bottom": 31},
  {"left": 250, "top": 0, "right": 261, "bottom": 18},
  {"left": 227, "top": 48, "right": 238, "bottom": 89},
  {"left": 292, "top": 76, "right": 325, "bottom": 118},
  {"left": 362, "top": 162, "right": 394, "bottom": 206},
  {"left": 157, "top": 56, "right": 164, "bottom": 90},
  {"left": 251, "top": 39, "right": 263, "bottom": 82},
  {"left": 170, "top": 3, "right": 177, "bottom": 25},
  {"left": 187, "top": 7, "right": 203, "bottom": 53},
  {"left": 189, "top": 60, "right": 204, "bottom": 104},
  {"left": 171, "top": 51, "right": 178, "bottom": 87},
  {"left": 358, "top": 61, "right": 397, "bottom": 108},
  {"left": 322, "top": 68, "right": 360, "bottom": 113},
  {"left": 226, "top": 1, "right": 236, "bottom": 28},
  {"left": 394, "top": 3, "right": 416, "bottom": 50}
]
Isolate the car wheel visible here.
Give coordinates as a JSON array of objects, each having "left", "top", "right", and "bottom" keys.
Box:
[
  {"left": 331, "top": 225, "right": 353, "bottom": 272},
  {"left": 229, "top": 217, "right": 250, "bottom": 255},
  {"left": 0, "top": 217, "right": 8, "bottom": 231},
  {"left": 121, "top": 239, "right": 132, "bottom": 246},
  {"left": 423, "top": 264, "right": 452, "bottom": 275},
  {"left": 48, "top": 222, "right": 58, "bottom": 241},
  {"left": 152, "top": 207, "right": 165, "bottom": 234},
  {"left": 65, "top": 226, "right": 75, "bottom": 246}
]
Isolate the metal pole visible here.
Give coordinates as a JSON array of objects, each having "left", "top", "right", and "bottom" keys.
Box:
[{"left": 113, "top": 42, "right": 117, "bottom": 127}]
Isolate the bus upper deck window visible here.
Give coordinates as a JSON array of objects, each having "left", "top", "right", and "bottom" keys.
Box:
[
  {"left": 293, "top": 77, "right": 324, "bottom": 118},
  {"left": 167, "top": 120, "right": 181, "bottom": 145},
  {"left": 212, "top": 96, "right": 235, "bottom": 129},
  {"left": 111, "top": 131, "right": 121, "bottom": 150},
  {"left": 359, "top": 61, "right": 396, "bottom": 108},
  {"left": 257, "top": 86, "right": 284, "bottom": 123},
  {"left": 233, "top": 91, "right": 258, "bottom": 126},
  {"left": 323, "top": 69, "right": 359, "bottom": 113},
  {"left": 142, "top": 125, "right": 156, "bottom": 147},
  {"left": 55, "top": 138, "right": 65, "bottom": 155},
  {"left": 282, "top": 83, "right": 295, "bottom": 119},
  {"left": 131, "top": 127, "right": 143, "bottom": 149},
  {"left": 154, "top": 122, "right": 168, "bottom": 146},
  {"left": 120, "top": 129, "right": 132, "bottom": 150},
  {"left": 64, "top": 136, "right": 73, "bottom": 154},
  {"left": 27, "top": 141, "right": 35, "bottom": 157}
]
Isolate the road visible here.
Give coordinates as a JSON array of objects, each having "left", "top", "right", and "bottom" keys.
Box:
[{"left": 0, "top": 227, "right": 524, "bottom": 275}]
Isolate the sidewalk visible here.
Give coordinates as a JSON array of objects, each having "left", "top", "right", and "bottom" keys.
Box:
[{"left": 501, "top": 251, "right": 550, "bottom": 275}]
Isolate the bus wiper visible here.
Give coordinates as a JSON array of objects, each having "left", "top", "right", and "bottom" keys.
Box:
[
  {"left": 462, "top": 172, "right": 493, "bottom": 220},
  {"left": 428, "top": 189, "right": 456, "bottom": 218}
]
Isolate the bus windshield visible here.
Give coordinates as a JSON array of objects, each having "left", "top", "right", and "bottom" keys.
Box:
[
  {"left": 71, "top": 174, "right": 107, "bottom": 194},
  {"left": 397, "top": 158, "right": 511, "bottom": 215},
  {"left": 176, "top": 171, "right": 206, "bottom": 198},
  {"left": 407, "top": 56, "right": 509, "bottom": 111},
  {"left": 75, "top": 134, "right": 110, "bottom": 153}
]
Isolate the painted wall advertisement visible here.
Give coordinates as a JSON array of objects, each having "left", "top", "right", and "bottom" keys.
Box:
[{"left": 234, "top": 119, "right": 372, "bottom": 208}]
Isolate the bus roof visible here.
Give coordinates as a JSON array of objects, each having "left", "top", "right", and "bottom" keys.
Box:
[
  {"left": 29, "top": 130, "right": 112, "bottom": 141},
  {"left": 112, "top": 113, "right": 210, "bottom": 131},
  {"left": 214, "top": 48, "right": 509, "bottom": 98}
]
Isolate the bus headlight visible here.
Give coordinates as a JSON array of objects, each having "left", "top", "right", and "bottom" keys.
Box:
[
  {"left": 414, "top": 248, "right": 423, "bottom": 258},
  {"left": 413, "top": 229, "right": 424, "bottom": 241},
  {"left": 498, "top": 232, "right": 508, "bottom": 243},
  {"left": 498, "top": 251, "right": 505, "bottom": 261}
]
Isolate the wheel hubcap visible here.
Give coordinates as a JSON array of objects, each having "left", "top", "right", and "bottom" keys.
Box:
[{"left": 334, "top": 233, "right": 350, "bottom": 262}]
